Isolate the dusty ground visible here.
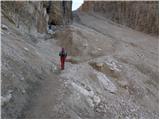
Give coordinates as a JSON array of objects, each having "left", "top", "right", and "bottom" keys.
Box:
[{"left": 1, "top": 12, "right": 159, "bottom": 118}]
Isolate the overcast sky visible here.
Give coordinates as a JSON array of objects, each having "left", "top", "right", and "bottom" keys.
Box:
[{"left": 72, "top": 0, "right": 84, "bottom": 11}]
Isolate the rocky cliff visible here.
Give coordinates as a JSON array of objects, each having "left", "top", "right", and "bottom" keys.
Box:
[
  {"left": 1, "top": 1, "right": 72, "bottom": 34},
  {"left": 79, "top": 1, "right": 159, "bottom": 35},
  {"left": 44, "top": 1, "right": 72, "bottom": 25}
]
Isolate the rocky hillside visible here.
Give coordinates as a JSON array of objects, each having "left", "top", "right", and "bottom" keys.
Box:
[
  {"left": 79, "top": 1, "right": 158, "bottom": 35},
  {"left": 1, "top": 1, "right": 159, "bottom": 119},
  {"left": 1, "top": 1, "right": 72, "bottom": 34},
  {"left": 1, "top": 1, "right": 72, "bottom": 118}
]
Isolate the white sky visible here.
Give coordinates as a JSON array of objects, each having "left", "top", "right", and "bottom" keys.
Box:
[{"left": 72, "top": 0, "right": 84, "bottom": 11}]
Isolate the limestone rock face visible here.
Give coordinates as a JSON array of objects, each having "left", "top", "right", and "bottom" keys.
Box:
[
  {"left": 1, "top": 1, "right": 72, "bottom": 34},
  {"left": 79, "top": 1, "right": 158, "bottom": 35},
  {"left": 1, "top": 1, "right": 48, "bottom": 33},
  {"left": 47, "top": 1, "right": 72, "bottom": 25}
]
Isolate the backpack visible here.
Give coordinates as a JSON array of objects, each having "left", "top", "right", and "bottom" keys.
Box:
[{"left": 59, "top": 51, "right": 67, "bottom": 57}]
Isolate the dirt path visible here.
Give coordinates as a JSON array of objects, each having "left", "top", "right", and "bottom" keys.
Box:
[{"left": 21, "top": 73, "right": 70, "bottom": 118}]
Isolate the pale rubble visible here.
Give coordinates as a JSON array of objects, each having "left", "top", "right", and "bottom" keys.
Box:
[
  {"left": 97, "top": 48, "right": 102, "bottom": 51},
  {"left": 93, "top": 95, "right": 101, "bottom": 105},
  {"left": 95, "top": 71, "right": 117, "bottom": 93},
  {"left": 86, "top": 97, "right": 94, "bottom": 108},
  {"left": 1, "top": 24, "right": 9, "bottom": 31},
  {"left": 83, "top": 43, "right": 88, "bottom": 47},
  {"left": 71, "top": 82, "right": 91, "bottom": 97},
  {"left": 95, "top": 62, "right": 104, "bottom": 70},
  {"left": 1, "top": 93, "right": 12, "bottom": 106},
  {"left": 23, "top": 47, "right": 29, "bottom": 51},
  {"left": 104, "top": 56, "right": 122, "bottom": 72}
]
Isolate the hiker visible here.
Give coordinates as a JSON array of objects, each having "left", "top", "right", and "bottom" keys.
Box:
[
  {"left": 48, "top": 24, "right": 52, "bottom": 30},
  {"left": 59, "top": 48, "right": 67, "bottom": 70}
]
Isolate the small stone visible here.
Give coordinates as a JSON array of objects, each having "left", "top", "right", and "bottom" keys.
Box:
[
  {"left": 24, "top": 47, "right": 29, "bottom": 51},
  {"left": 48, "top": 29, "right": 54, "bottom": 34},
  {"left": 86, "top": 98, "right": 94, "bottom": 108},
  {"left": 97, "top": 48, "right": 102, "bottom": 51},
  {"left": 86, "top": 86, "right": 91, "bottom": 91},
  {"left": 93, "top": 95, "right": 101, "bottom": 105},
  {"left": 90, "top": 50, "right": 98, "bottom": 56},
  {"left": 81, "top": 82, "right": 85, "bottom": 87},
  {"left": 54, "top": 66, "right": 57, "bottom": 70},
  {"left": 96, "top": 63, "right": 104, "bottom": 70},
  {"left": 20, "top": 77, "right": 24, "bottom": 81},
  {"left": 83, "top": 43, "right": 88, "bottom": 47},
  {"left": 1, "top": 24, "right": 8, "bottom": 31},
  {"left": 22, "top": 89, "right": 26, "bottom": 94},
  {"left": 12, "top": 74, "right": 15, "bottom": 78},
  {"left": 118, "top": 81, "right": 128, "bottom": 89},
  {"left": 89, "top": 91, "right": 94, "bottom": 97},
  {"left": 1, "top": 93, "right": 12, "bottom": 106}
]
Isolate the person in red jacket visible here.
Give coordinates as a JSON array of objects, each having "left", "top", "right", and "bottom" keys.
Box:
[{"left": 59, "top": 48, "right": 67, "bottom": 70}]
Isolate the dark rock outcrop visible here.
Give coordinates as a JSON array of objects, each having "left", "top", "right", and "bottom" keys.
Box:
[
  {"left": 79, "top": 1, "right": 159, "bottom": 35},
  {"left": 45, "top": 1, "right": 72, "bottom": 25}
]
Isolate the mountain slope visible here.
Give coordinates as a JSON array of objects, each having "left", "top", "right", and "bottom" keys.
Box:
[
  {"left": 79, "top": 1, "right": 159, "bottom": 35},
  {"left": 1, "top": 4, "right": 159, "bottom": 119}
]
